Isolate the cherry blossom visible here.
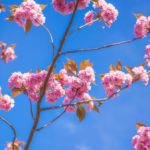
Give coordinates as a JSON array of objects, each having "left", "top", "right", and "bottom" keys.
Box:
[
  {"left": 102, "top": 71, "right": 132, "bottom": 97},
  {"left": 0, "top": 42, "right": 16, "bottom": 63},
  {"left": 8, "top": 0, "right": 46, "bottom": 30},
  {"left": 144, "top": 45, "right": 150, "bottom": 67},
  {"left": 134, "top": 16, "right": 150, "bottom": 38},
  {"left": 0, "top": 87, "right": 14, "bottom": 112},
  {"left": 132, "top": 66, "right": 149, "bottom": 85},
  {"left": 132, "top": 126, "right": 150, "bottom": 150}
]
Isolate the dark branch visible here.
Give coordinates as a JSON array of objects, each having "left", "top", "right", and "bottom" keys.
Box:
[
  {"left": 61, "top": 37, "right": 144, "bottom": 55},
  {"left": 24, "top": 1, "right": 80, "bottom": 149}
]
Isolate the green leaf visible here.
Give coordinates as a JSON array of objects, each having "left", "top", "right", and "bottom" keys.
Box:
[
  {"left": 24, "top": 19, "right": 32, "bottom": 32},
  {"left": 76, "top": 105, "right": 86, "bottom": 122}
]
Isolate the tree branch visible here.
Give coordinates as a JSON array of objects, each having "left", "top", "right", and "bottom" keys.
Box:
[
  {"left": 28, "top": 98, "right": 35, "bottom": 120},
  {"left": 35, "top": 87, "right": 124, "bottom": 132},
  {"left": 60, "top": 36, "right": 146, "bottom": 55},
  {"left": 68, "top": 18, "right": 99, "bottom": 37},
  {"left": 40, "top": 24, "right": 55, "bottom": 57},
  {"left": 40, "top": 98, "right": 107, "bottom": 112},
  {"left": 36, "top": 90, "right": 79, "bottom": 132},
  {"left": 24, "top": 1, "right": 80, "bottom": 149},
  {"left": 34, "top": 69, "right": 150, "bottom": 132},
  {"left": 0, "top": 116, "right": 17, "bottom": 150}
]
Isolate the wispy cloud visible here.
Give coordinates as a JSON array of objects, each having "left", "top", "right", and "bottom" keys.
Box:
[{"left": 76, "top": 144, "right": 91, "bottom": 150}]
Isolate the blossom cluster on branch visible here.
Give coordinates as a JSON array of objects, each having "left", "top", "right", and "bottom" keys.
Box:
[
  {"left": 52, "top": 0, "right": 90, "bottom": 15},
  {"left": 0, "top": 87, "right": 14, "bottom": 112},
  {"left": 0, "top": 41, "right": 16, "bottom": 63},
  {"left": 132, "top": 123, "right": 150, "bottom": 150},
  {"left": 134, "top": 15, "right": 150, "bottom": 38},
  {"left": 8, "top": 60, "right": 96, "bottom": 112},
  {"left": 84, "top": 0, "right": 118, "bottom": 27},
  {"left": 0, "top": 0, "right": 150, "bottom": 149},
  {"left": 100, "top": 62, "right": 149, "bottom": 97},
  {"left": 7, "top": 0, "right": 46, "bottom": 32}
]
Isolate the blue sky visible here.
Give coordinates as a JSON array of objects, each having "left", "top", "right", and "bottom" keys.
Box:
[{"left": 0, "top": 0, "right": 150, "bottom": 150}]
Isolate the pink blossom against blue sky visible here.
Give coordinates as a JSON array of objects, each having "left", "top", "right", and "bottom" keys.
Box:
[{"left": 0, "top": 0, "right": 150, "bottom": 150}]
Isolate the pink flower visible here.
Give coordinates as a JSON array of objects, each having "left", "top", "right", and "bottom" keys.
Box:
[
  {"left": 8, "top": 63, "right": 95, "bottom": 110},
  {"left": 82, "top": 93, "right": 94, "bottom": 110},
  {"left": 144, "top": 45, "right": 150, "bottom": 67},
  {"left": 52, "top": 0, "right": 90, "bottom": 15},
  {"left": 8, "top": 72, "right": 24, "bottom": 89},
  {"left": 77, "top": 0, "right": 90, "bottom": 10},
  {"left": 10, "top": 0, "right": 46, "bottom": 28},
  {"left": 46, "top": 81, "right": 65, "bottom": 103},
  {"left": 132, "top": 126, "right": 150, "bottom": 150},
  {"left": 0, "top": 42, "right": 16, "bottom": 63},
  {"left": 0, "top": 87, "right": 14, "bottom": 112},
  {"left": 132, "top": 66, "right": 149, "bottom": 85},
  {"left": 101, "top": 3, "right": 118, "bottom": 27},
  {"left": 134, "top": 16, "right": 149, "bottom": 38},
  {"left": 87, "top": 0, "right": 118, "bottom": 27},
  {"left": 102, "top": 71, "right": 133, "bottom": 97},
  {"left": 52, "top": 0, "right": 75, "bottom": 15},
  {"left": 1, "top": 47, "right": 16, "bottom": 63},
  {"left": 78, "top": 67, "right": 95, "bottom": 82},
  {"left": 84, "top": 11, "right": 94, "bottom": 25}
]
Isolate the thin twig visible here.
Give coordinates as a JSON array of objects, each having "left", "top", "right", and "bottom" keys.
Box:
[
  {"left": 40, "top": 24, "right": 55, "bottom": 57},
  {"left": 28, "top": 99, "right": 35, "bottom": 120},
  {"left": 68, "top": 18, "right": 99, "bottom": 37},
  {"left": 40, "top": 99, "right": 107, "bottom": 112},
  {"left": 36, "top": 82, "right": 135, "bottom": 132},
  {"left": 24, "top": 1, "right": 80, "bottom": 149},
  {"left": 0, "top": 116, "right": 17, "bottom": 150},
  {"left": 36, "top": 90, "right": 79, "bottom": 132},
  {"left": 35, "top": 86, "right": 125, "bottom": 132},
  {"left": 36, "top": 109, "right": 66, "bottom": 131},
  {"left": 61, "top": 37, "right": 144, "bottom": 55}
]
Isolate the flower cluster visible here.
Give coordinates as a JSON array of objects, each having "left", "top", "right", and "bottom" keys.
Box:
[
  {"left": 0, "top": 41, "right": 16, "bottom": 63},
  {"left": 144, "top": 45, "right": 150, "bottom": 67},
  {"left": 52, "top": 0, "right": 90, "bottom": 15},
  {"left": 132, "top": 66, "right": 149, "bottom": 85},
  {"left": 102, "top": 70, "right": 132, "bottom": 97},
  {"left": 84, "top": 0, "right": 118, "bottom": 27},
  {"left": 132, "top": 125, "right": 150, "bottom": 150},
  {"left": 7, "top": 0, "right": 46, "bottom": 30},
  {"left": 0, "top": 87, "right": 14, "bottom": 112},
  {"left": 8, "top": 63, "right": 95, "bottom": 112},
  {"left": 134, "top": 16, "right": 150, "bottom": 38}
]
